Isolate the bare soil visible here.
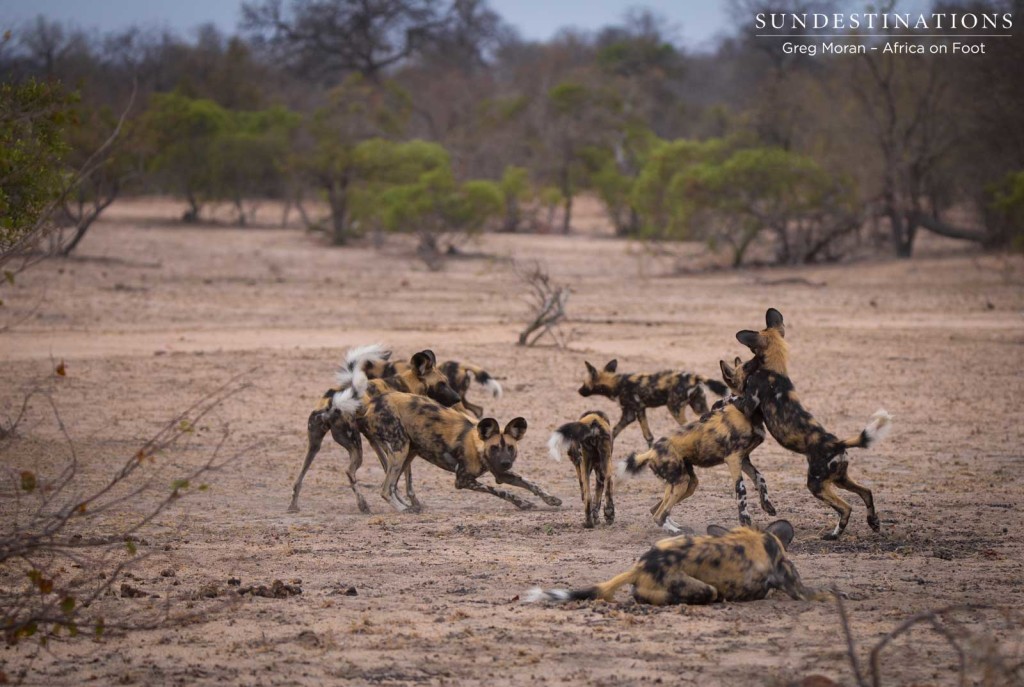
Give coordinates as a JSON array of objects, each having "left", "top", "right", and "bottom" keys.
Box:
[{"left": 2, "top": 199, "right": 1023, "bottom": 686}]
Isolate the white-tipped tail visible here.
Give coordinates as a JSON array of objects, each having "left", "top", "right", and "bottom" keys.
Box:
[
  {"left": 863, "top": 409, "right": 893, "bottom": 447},
  {"left": 615, "top": 459, "right": 632, "bottom": 479},
  {"left": 350, "top": 366, "right": 369, "bottom": 396},
  {"left": 482, "top": 377, "right": 503, "bottom": 399},
  {"left": 523, "top": 587, "right": 570, "bottom": 604},
  {"left": 330, "top": 387, "right": 362, "bottom": 416},
  {"left": 547, "top": 431, "right": 572, "bottom": 462},
  {"left": 336, "top": 344, "right": 390, "bottom": 387}
]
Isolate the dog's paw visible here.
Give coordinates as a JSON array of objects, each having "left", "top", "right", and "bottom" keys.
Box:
[
  {"left": 762, "top": 501, "right": 777, "bottom": 516},
  {"left": 867, "top": 514, "right": 881, "bottom": 531},
  {"left": 542, "top": 495, "right": 562, "bottom": 507},
  {"left": 515, "top": 500, "right": 535, "bottom": 510}
]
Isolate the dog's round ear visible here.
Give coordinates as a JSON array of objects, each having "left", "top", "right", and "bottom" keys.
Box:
[
  {"left": 477, "top": 418, "right": 501, "bottom": 441},
  {"left": 603, "top": 359, "right": 618, "bottom": 373},
  {"left": 584, "top": 361, "right": 598, "bottom": 377},
  {"left": 734, "top": 356, "right": 743, "bottom": 367},
  {"left": 422, "top": 349, "right": 437, "bottom": 365},
  {"left": 706, "top": 524, "right": 730, "bottom": 537},
  {"left": 504, "top": 417, "right": 528, "bottom": 440},
  {"left": 736, "top": 330, "right": 760, "bottom": 350},
  {"left": 719, "top": 360, "right": 735, "bottom": 383},
  {"left": 766, "top": 308, "right": 785, "bottom": 335},
  {"left": 766, "top": 520, "right": 796, "bottom": 549},
  {"left": 381, "top": 349, "right": 393, "bottom": 361},
  {"left": 411, "top": 351, "right": 435, "bottom": 375}
]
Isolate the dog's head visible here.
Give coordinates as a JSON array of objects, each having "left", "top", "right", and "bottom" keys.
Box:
[
  {"left": 707, "top": 519, "right": 795, "bottom": 551},
  {"left": 578, "top": 360, "right": 619, "bottom": 398},
  {"left": 735, "top": 308, "right": 789, "bottom": 374},
  {"left": 409, "top": 350, "right": 462, "bottom": 407},
  {"left": 477, "top": 417, "right": 528, "bottom": 474}
]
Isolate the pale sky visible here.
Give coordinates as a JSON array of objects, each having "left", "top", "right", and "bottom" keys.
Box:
[{"left": 0, "top": 0, "right": 935, "bottom": 50}]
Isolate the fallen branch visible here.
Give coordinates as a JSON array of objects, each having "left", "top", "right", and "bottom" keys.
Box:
[{"left": 514, "top": 260, "right": 570, "bottom": 348}]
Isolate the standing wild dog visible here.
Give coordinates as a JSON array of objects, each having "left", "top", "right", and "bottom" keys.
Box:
[
  {"left": 618, "top": 358, "right": 772, "bottom": 532},
  {"left": 548, "top": 410, "right": 615, "bottom": 528},
  {"left": 361, "top": 356, "right": 503, "bottom": 419},
  {"left": 289, "top": 348, "right": 461, "bottom": 513},
  {"left": 348, "top": 391, "right": 562, "bottom": 512},
  {"left": 577, "top": 360, "right": 728, "bottom": 447},
  {"left": 736, "top": 308, "right": 893, "bottom": 539},
  {"left": 525, "top": 520, "right": 824, "bottom": 605}
]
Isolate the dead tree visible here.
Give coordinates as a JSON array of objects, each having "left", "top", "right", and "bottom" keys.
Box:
[
  {"left": 1, "top": 372, "right": 250, "bottom": 645},
  {"left": 515, "top": 261, "right": 570, "bottom": 347}
]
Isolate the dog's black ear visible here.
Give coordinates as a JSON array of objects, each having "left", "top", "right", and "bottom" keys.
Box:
[
  {"left": 603, "top": 359, "right": 618, "bottom": 373},
  {"left": 706, "top": 524, "right": 730, "bottom": 537},
  {"left": 584, "top": 361, "right": 598, "bottom": 377},
  {"left": 504, "top": 417, "right": 528, "bottom": 440},
  {"left": 736, "top": 330, "right": 761, "bottom": 350},
  {"left": 381, "top": 349, "right": 393, "bottom": 361},
  {"left": 421, "top": 349, "right": 437, "bottom": 366},
  {"left": 766, "top": 520, "right": 796, "bottom": 549},
  {"left": 477, "top": 418, "right": 501, "bottom": 441},
  {"left": 411, "top": 351, "right": 434, "bottom": 375},
  {"left": 734, "top": 356, "right": 743, "bottom": 367},
  {"left": 719, "top": 360, "right": 735, "bottom": 386},
  {"left": 766, "top": 308, "right": 784, "bottom": 331}
]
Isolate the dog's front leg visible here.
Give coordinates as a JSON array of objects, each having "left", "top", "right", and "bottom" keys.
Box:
[
  {"left": 493, "top": 471, "right": 562, "bottom": 507},
  {"left": 455, "top": 473, "right": 534, "bottom": 510}
]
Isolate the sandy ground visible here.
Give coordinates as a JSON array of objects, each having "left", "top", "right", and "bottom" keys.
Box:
[{"left": 1, "top": 198, "right": 1023, "bottom": 686}]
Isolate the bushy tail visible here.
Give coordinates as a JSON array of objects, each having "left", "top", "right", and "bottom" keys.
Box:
[
  {"left": 547, "top": 421, "right": 589, "bottom": 461},
  {"left": 617, "top": 449, "right": 653, "bottom": 478},
  {"left": 329, "top": 386, "right": 362, "bottom": 416},
  {"left": 336, "top": 344, "right": 390, "bottom": 387},
  {"left": 701, "top": 377, "right": 729, "bottom": 397},
  {"left": 523, "top": 570, "right": 636, "bottom": 604},
  {"left": 465, "top": 364, "right": 503, "bottom": 399},
  {"left": 840, "top": 409, "right": 893, "bottom": 450}
]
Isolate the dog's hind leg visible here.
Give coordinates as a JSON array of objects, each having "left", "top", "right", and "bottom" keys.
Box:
[
  {"left": 403, "top": 464, "right": 423, "bottom": 513},
  {"left": 653, "top": 469, "right": 698, "bottom": 533},
  {"left": 834, "top": 468, "right": 879, "bottom": 532},
  {"left": 597, "top": 459, "right": 614, "bottom": 525},
  {"left": 574, "top": 457, "right": 594, "bottom": 528},
  {"left": 808, "top": 474, "right": 853, "bottom": 540},
  {"left": 633, "top": 569, "right": 717, "bottom": 606},
  {"left": 289, "top": 411, "right": 330, "bottom": 512},
  {"left": 461, "top": 397, "right": 485, "bottom": 419},
  {"left": 725, "top": 452, "right": 752, "bottom": 526},
  {"left": 741, "top": 455, "right": 775, "bottom": 516},
  {"left": 333, "top": 420, "right": 371, "bottom": 514}
]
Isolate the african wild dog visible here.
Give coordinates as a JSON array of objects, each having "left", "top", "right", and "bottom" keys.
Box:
[
  {"left": 525, "top": 520, "right": 824, "bottom": 605},
  {"left": 577, "top": 360, "right": 729, "bottom": 447},
  {"left": 289, "top": 348, "right": 461, "bottom": 514},
  {"left": 617, "top": 357, "right": 772, "bottom": 532},
  {"left": 361, "top": 356, "right": 503, "bottom": 419},
  {"left": 347, "top": 391, "right": 562, "bottom": 512},
  {"left": 548, "top": 410, "right": 615, "bottom": 528},
  {"left": 736, "top": 308, "right": 893, "bottom": 539}
]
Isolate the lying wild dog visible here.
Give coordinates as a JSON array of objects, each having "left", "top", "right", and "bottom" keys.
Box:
[
  {"left": 577, "top": 360, "right": 728, "bottom": 447},
  {"left": 618, "top": 358, "right": 772, "bottom": 532},
  {"left": 548, "top": 410, "right": 615, "bottom": 528},
  {"left": 736, "top": 308, "right": 893, "bottom": 539},
  {"left": 344, "top": 391, "right": 562, "bottom": 512},
  {"left": 360, "top": 355, "right": 503, "bottom": 419},
  {"left": 525, "top": 520, "right": 824, "bottom": 605},
  {"left": 289, "top": 348, "right": 461, "bottom": 514}
]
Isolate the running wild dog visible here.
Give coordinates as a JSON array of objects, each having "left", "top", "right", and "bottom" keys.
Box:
[
  {"left": 289, "top": 347, "right": 461, "bottom": 513},
  {"left": 736, "top": 308, "right": 893, "bottom": 539},
  {"left": 525, "top": 520, "right": 824, "bottom": 605},
  {"left": 358, "top": 355, "right": 503, "bottom": 419},
  {"left": 343, "top": 391, "right": 561, "bottom": 512},
  {"left": 577, "top": 360, "right": 728, "bottom": 446},
  {"left": 548, "top": 410, "right": 615, "bottom": 528},
  {"left": 618, "top": 358, "right": 772, "bottom": 532}
]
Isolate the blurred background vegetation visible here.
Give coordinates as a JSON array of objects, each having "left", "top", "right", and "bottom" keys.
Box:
[{"left": 1, "top": 0, "right": 1022, "bottom": 269}]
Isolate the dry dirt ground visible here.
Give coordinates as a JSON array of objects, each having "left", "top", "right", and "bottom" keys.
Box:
[{"left": 2, "top": 199, "right": 1023, "bottom": 686}]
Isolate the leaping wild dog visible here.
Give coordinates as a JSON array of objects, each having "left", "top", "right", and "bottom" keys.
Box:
[
  {"left": 736, "top": 308, "right": 893, "bottom": 540},
  {"left": 548, "top": 410, "right": 615, "bottom": 528},
  {"left": 577, "top": 360, "right": 729, "bottom": 447},
  {"left": 360, "top": 355, "right": 503, "bottom": 419},
  {"left": 340, "top": 390, "right": 562, "bottom": 512},
  {"left": 289, "top": 347, "right": 461, "bottom": 513},
  {"left": 525, "top": 520, "right": 825, "bottom": 605},
  {"left": 618, "top": 357, "right": 772, "bottom": 533}
]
